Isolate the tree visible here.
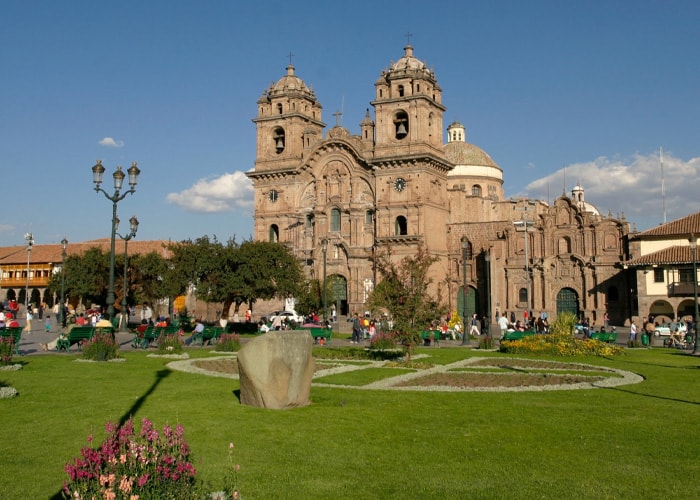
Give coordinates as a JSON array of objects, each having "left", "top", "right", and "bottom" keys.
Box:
[
  {"left": 367, "top": 245, "right": 446, "bottom": 347},
  {"left": 48, "top": 247, "right": 109, "bottom": 309}
]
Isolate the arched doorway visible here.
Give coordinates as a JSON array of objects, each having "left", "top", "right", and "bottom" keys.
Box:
[
  {"left": 328, "top": 274, "right": 348, "bottom": 316},
  {"left": 457, "top": 286, "right": 478, "bottom": 322},
  {"left": 556, "top": 288, "right": 579, "bottom": 318}
]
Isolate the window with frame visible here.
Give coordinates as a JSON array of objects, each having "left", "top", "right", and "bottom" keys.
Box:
[
  {"left": 679, "top": 268, "right": 694, "bottom": 283},
  {"left": 330, "top": 208, "right": 341, "bottom": 232},
  {"left": 269, "top": 224, "right": 279, "bottom": 242},
  {"left": 653, "top": 268, "right": 664, "bottom": 283},
  {"left": 518, "top": 288, "right": 528, "bottom": 303}
]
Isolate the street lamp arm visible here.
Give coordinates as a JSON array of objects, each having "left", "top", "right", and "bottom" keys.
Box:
[{"left": 94, "top": 185, "right": 136, "bottom": 204}]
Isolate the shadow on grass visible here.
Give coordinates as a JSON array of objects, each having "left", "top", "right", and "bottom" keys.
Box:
[
  {"left": 602, "top": 385, "right": 700, "bottom": 406},
  {"left": 49, "top": 368, "right": 173, "bottom": 500}
]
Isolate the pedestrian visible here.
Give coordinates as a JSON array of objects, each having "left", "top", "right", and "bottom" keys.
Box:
[
  {"left": 629, "top": 320, "right": 637, "bottom": 343},
  {"left": 25, "top": 307, "right": 33, "bottom": 333},
  {"left": 604, "top": 311, "right": 609, "bottom": 330},
  {"left": 469, "top": 314, "right": 480, "bottom": 337},
  {"left": 498, "top": 314, "right": 510, "bottom": 337},
  {"left": 45, "top": 314, "right": 52, "bottom": 333},
  {"left": 351, "top": 312, "right": 362, "bottom": 344}
]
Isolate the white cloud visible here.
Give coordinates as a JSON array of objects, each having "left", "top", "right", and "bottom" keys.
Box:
[
  {"left": 99, "top": 137, "right": 125, "bottom": 148},
  {"left": 525, "top": 152, "right": 700, "bottom": 231},
  {"left": 166, "top": 171, "right": 254, "bottom": 213},
  {"left": 0, "top": 223, "right": 14, "bottom": 235}
]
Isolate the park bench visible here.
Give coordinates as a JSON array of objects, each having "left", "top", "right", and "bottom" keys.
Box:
[
  {"left": 190, "top": 326, "right": 225, "bottom": 346},
  {"left": 307, "top": 326, "right": 332, "bottom": 344},
  {"left": 132, "top": 325, "right": 179, "bottom": 349},
  {"left": 589, "top": 330, "right": 617, "bottom": 343},
  {"left": 0, "top": 326, "right": 23, "bottom": 355},
  {"left": 500, "top": 330, "right": 536, "bottom": 341},
  {"left": 56, "top": 326, "right": 96, "bottom": 352},
  {"left": 420, "top": 330, "right": 440, "bottom": 346}
]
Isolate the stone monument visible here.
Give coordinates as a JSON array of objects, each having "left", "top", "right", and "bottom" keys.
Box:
[{"left": 237, "top": 330, "right": 314, "bottom": 409}]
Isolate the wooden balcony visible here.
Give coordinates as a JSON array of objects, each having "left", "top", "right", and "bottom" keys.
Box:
[{"left": 668, "top": 281, "right": 699, "bottom": 297}]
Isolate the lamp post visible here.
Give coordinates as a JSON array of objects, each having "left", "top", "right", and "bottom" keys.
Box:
[
  {"left": 92, "top": 160, "right": 140, "bottom": 319},
  {"left": 59, "top": 238, "right": 68, "bottom": 327},
  {"left": 461, "top": 237, "right": 470, "bottom": 346},
  {"left": 485, "top": 249, "right": 492, "bottom": 341},
  {"left": 321, "top": 238, "right": 328, "bottom": 323},
  {"left": 117, "top": 215, "right": 139, "bottom": 332},
  {"left": 24, "top": 232, "right": 34, "bottom": 316},
  {"left": 690, "top": 234, "right": 699, "bottom": 355}
]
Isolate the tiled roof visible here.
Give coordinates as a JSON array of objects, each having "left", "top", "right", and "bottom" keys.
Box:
[
  {"left": 623, "top": 245, "right": 696, "bottom": 267},
  {"left": 633, "top": 211, "right": 700, "bottom": 239},
  {"left": 0, "top": 239, "right": 172, "bottom": 265}
]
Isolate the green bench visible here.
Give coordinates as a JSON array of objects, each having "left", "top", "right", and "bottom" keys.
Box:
[
  {"left": 500, "top": 330, "right": 536, "bottom": 341},
  {"left": 0, "top": 326, "right": 23, "bottom": 355},
  {"left": 420, "top": 330, "right": 440, "bottom": 346},
  {"left": 589, "top": 330, "right": 617, "bottom": 343},
  {"left": 132, "top": 325, "right": 179, "bottom": 349},
  {"left": 190, "top": 326, "right": 225, "bottom": 346},
  {"left": 56, "top": 326, "right": 96, "bottom": 352},
  {"left": 307, "top": 327, "right": 332, "bottom": 344}
]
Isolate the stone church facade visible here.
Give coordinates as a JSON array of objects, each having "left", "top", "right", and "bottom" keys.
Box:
[{"left": 246, "top": 45, "right": 631, "bottom": 326}]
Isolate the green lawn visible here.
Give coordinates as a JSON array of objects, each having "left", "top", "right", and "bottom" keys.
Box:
[{"left": 1, "top": 347, "right": 698, "bottom": 499}]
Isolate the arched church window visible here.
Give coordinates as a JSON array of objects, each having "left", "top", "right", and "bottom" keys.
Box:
[
  {"left": 519, "top": 288, "right": 528, "bottom": 303},
  {"left": 306, "top": 214, "right": 314, "bottom": 228},
  {"left": 269, "top": 225, "right": 279, "bottom": 242},
  {"left": 393, "top": 111, "right": 409, "bottom": 140},
  {"left": 398, "top": 85, "right": 404, "bottom": 97},
  {"left": 330, "top": 208, "right": 341, "bottom": 232},
  {"left": 276, "top": 103, "right": 283, "bottom": 114},
  {"left": 471, "top": 185, "right": 482, "bottom": 197},
  {"left": 365, "top": 210, "right": 374, "bottom": 225},
  {"left": 395, "top": 216, "right": 407, "bottom": 236}
]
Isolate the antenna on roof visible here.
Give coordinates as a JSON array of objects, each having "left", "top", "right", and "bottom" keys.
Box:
[{"left": 660, "top": 146, "right": 667, "bottom": 224}]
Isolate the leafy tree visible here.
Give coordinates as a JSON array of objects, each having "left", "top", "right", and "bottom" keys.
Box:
[
  {"left": 48, "top": 248, "right": 109, "bottom": 308},
  {"left": 294, "top": 278, "right": 337, "bottom": 319},
  {"left": 367, "top": 245, "right": 446, "bottom": 348},
  {"left": 129, "top": 250, "right": 174, "bottom": 309}
]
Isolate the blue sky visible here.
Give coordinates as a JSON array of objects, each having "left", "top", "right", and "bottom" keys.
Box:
[{"left": 2, "top": 0, "right": 699, "bottom": 246}]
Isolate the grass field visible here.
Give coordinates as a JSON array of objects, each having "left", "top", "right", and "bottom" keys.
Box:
[{"left": 0, "top": 346, "right": 698, "bottom": 499}]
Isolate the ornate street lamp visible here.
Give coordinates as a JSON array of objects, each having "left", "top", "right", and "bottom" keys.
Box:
[
  {"left": 92, "top": 160, "right": 140, "bottom": 319},
  {"left": 59, "top": 238, "right": 68, "bottom": 327},
  {"left": 24, "top": 232, "right": 34, "bottom": 315},
  {"left": 461, "top": 237, "right": 470, "bottom": 346},
  {"left": 117, "top": 215, "right": 139, "bottom": 332},
  {"left": 690, "top": 234, "right": 699, "bottom": 355},
  {"left": 321, "top": 238, "right": 328, "bottom": 323}
]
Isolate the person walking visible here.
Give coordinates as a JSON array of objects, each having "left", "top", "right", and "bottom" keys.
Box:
[
  {"left": 469, "top": 313, "right": 480, "bottom": 337},
  {"left": 629, "top": 320, "right": 637, "bottom": 343},
  {"left": 24, "top": 307, "right": 33, "bottom": 334}
]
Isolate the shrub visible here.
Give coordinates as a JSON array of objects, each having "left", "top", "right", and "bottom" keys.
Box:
[
  {"left": 157, "top": 333, "right": 183, "bottom": 354},
  {"left": 215, "top": 333, "right": 241, "bottom": 352},
  {"left": 82, "top": 332, "right": 118, "bottom": 361},
  {"left": 368, "top": 331, "right": 397, "bottom": 350},
  {"left": 478, "top": 336, "right": 494, "bottom": 350},
  {"left": 550, "top": 312, "right": 578, "bottom": 336},
  {"left": 0, "top": 337, "right": 13, "bottom": 365},
  {"left": 62, "top": 418, "right": 200, "bottom": 499}
]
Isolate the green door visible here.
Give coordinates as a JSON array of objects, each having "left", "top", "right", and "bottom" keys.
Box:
[
  {"left": 457, "top": 286, "right": 478, "bottom": 322},
  {"left": 556, "top": 288, "right": 579, "bottom": 318}
]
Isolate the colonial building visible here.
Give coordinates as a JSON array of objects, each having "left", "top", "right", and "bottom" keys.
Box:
[
  {"left": 246, "top": 45, "right": 632, "bottom": 324},
  {"left": 623, "top": 211, "right": 700, "bottom": 323}
]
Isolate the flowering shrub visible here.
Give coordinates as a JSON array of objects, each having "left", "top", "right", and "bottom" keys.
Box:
[
  {"left": 157, "top": 333, "right": 183, "bottom": 354},
  {"left": 82, "top": 332, "right": 118, "bottom": 361},
  {"left": 499, "top": 333, "right": 623, "bottom": 357},
  {"left": 368, "top": 331, "right": 398, "bottom": 350},
  {"left": 215, "top": 333, "right": 241, "bottom": 352},
  {"left": 63, "top": 418, "right": 199, "bottom": 499},
  {"left": 0, "top": 337, "right": 13, "bottom": 365}
]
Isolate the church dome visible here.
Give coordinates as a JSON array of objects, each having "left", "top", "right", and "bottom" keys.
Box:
[
  {"left": 267, "top": 64, "right": 316, "bottom": 99},
  {"left": 445, "top": 142, "right": 499, "bottom": 169}
]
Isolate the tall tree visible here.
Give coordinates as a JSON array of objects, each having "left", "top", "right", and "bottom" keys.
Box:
[{"left": 367, "top": 245, "right": 446, "bottom": 344}]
